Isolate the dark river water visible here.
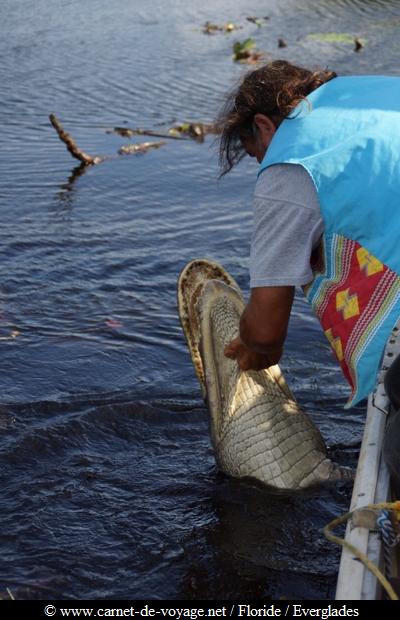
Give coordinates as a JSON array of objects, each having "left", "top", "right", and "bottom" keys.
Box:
[{"left": 1, "top": 0, "right": 400, "bottom": 601}]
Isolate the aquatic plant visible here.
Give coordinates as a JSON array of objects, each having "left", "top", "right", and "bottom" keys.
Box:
[
  {"left": 168, "top": 122, "right": 218, "bottom": 142},
  {"left": 232, "top": 38, "right": 262, "bottom": 63},
  {"left": 307, "top": 32, "right": 366, "bottom": 46},
  {"left": 203, "top": 21, "right": 240, "bottom": 34}
]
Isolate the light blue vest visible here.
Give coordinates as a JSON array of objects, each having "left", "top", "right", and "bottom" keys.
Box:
[{"left": 259, "top": 76, "right": 400, "bottom": 407}]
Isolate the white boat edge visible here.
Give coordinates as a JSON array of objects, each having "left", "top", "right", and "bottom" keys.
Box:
[{"left": 335, "top": 339, "right": 399, "bottom": 600}]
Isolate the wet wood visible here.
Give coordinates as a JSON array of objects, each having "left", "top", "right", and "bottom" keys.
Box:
[
  {"left": 49, "top": 114, "right": 104, "bottom": 165},
  {"left": 51, "top": 115, "right": 217, "bottom": 169},
  {"left": 354, "top": 37, "right": 364, "bottom": 52},
  {"left": 118, "top": 141, "right": 166, "bottom": 155},
  {"left": 109, "top": 123, "right": 218, "bottom": 143},
  {"left": 107, "top": 127, "right": 186, "bottom": 140},
  {"left": 246, "top": 16, "right": 269, "bottom": 25}
]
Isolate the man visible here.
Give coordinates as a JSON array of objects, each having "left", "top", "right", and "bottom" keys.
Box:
[{"left": 217, "top": 60, "right": 400, "bottom": 488}]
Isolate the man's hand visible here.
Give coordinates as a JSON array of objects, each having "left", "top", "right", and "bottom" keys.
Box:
[
  {"left": 224, "top": 337, "right": 282, "bottom": 371},
  {"left": 223, "top": 286, "right": 294, "bottom": 371}
]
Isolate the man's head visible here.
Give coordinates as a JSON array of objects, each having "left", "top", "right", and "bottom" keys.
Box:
[
  {"left": 217, "top": 59, "right": 336, "bottom": 175},
  {"left": 239, "top": 113, "right": 277, "bottom": 163}
]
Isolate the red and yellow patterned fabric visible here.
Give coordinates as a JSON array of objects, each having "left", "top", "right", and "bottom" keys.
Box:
[{"left": 304, "top": 234, "right": 400, "bottom": 402}]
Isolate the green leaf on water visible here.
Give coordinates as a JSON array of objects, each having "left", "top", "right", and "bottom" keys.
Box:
[
  {"left": 306, "top": 32, "right": 365, "bottom": 45},
  {"left": 176, "top": 123, "right": 191, "bottom": 133},
  {"left": 233, "top": 38, "right": 255, "bottom": 55}
]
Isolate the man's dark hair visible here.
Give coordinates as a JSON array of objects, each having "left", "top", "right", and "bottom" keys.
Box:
[{"left": 216, "top": 60, "right": 337, "bottom": 176}]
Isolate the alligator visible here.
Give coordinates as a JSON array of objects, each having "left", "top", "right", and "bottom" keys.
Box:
[{"left": 178, "top": 258, "right": 353, "bottom": 490}]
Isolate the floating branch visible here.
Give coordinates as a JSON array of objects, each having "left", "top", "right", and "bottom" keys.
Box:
[
  {"left": 107, "top": 127, "right": 186, "bottom": 140},
  {"left": 109, "top": 122, "right": 218, "bottom": 143},
  {"left": 49, "top": 114, "right": 104, "bottom": 165},
  {"left": 246, "top": 16, "right": 269, "bottom": 26},
  {"left": 118, "top": 141, "right": 166, "bottom": 155}
]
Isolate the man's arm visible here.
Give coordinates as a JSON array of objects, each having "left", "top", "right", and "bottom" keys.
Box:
[{"left": 224, "top": 285, "right": 294, "bottom": 370}]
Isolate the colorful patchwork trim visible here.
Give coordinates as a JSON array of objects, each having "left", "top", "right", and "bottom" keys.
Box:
[{"left": 304, "top": 234, "right": 400, "bottom": 406}]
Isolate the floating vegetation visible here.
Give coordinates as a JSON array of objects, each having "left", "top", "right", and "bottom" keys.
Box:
[
  {"left": 201, "top": 17, "right": 269, "bottom": 33},
  {"left": 307, "top": 32, "right": 356, "bottom": 43},
  {"left": 51, "top": 116, "right": 217, "bottom": 179},
  {"left": 246, "top": 16, "right": 270, "bottom": 27},
  {"left": 118, "top": 141, "right": 166, "bottom": 155},
  {"left": 232, "top": 38, "right": 262, "bottom": 64},
  {"left": 168, "top": 122, "right": 218, "bottom": 142},
  {"left": 202, "top": 21, "right": 240, "bottom": 34},
  {"left": 306, "top": 32, "right": 366, "bottom": 51}
]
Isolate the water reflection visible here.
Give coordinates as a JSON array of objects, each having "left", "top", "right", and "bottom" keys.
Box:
[{"left": 54, "top": 163, "right": 88, "bottom": 209}]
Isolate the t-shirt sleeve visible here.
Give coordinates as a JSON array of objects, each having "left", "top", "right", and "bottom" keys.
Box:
[{"left": 249, "top": 163, "right": 324, "bottom": 288}]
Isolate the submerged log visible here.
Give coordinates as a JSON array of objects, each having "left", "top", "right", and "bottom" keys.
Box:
[{"left": 49, "top": 114, "right": 104, "bottom": 165}]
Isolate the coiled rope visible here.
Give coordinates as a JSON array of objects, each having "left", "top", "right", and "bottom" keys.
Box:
[
  {"left": 377, "top": 507, "right": 400, "bottom": 592},
  {"left": 324, "top": 500, "right": 400, "bottom": 601}
]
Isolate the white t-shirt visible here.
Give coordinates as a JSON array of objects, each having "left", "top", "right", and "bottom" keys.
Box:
[{"left": 250, "top": 163, "right": 323, "bottom": 288}]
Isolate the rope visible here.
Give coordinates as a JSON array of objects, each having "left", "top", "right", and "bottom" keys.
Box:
[
  {"left": 377, "top": 509, "right": 400, "bottom": 548},
  {"left": 323, "top": 500, "right": 400, "bottom": 601},
  {"left": 377, "top": 507, "right": 400, "bottom": 592}
]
